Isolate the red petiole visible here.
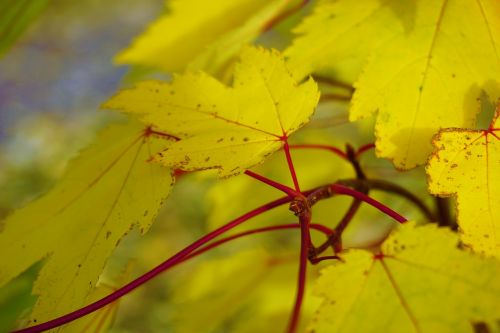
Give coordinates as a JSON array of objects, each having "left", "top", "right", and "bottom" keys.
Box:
[
  {"left": 356, "top": 143, "right": 375, "bottom": 157},
  {"left": 13, "top": 197, "right": 293, "bottom": 333},
  {"left": 288, "top": 143, "right": 348, "bottom": 160},
  {"left": 185, "top": 222, "right": 333, "bottom": 263}
]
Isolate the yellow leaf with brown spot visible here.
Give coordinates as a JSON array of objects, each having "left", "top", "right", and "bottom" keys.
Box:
[
  {"left": 0, "top": 120, "right": 174, "bottom": 327},
  {"left": 286, "top": 0, "right": 500, "bottom": 169},
  {"left": 104, "top": 47, "right": 320, "bottom": 177},
  {"left": 309, "top": 223, "right": 500, "bottom": 333},
  {"left": 427, "top": 107, "right": 500, "bottom": 258}
]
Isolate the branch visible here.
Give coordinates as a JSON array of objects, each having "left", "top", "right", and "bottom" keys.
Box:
[
  {"left": 288, "top": 143, "right": 347, "bottom": 160},
  {"left": 306, "top": 184, "right": 407, "bottom": 224},
  {"left": 245, "top": 170, "right": 298, "bottom": 197},
  {"left": 338, "top": 178, "right": 435, "bottom": 221},
  {"left": 287, "top": 199, "right": 312, "bottom": 333},
  {"left": 185, "top": 222, "right": 333, "bottom": 261}
]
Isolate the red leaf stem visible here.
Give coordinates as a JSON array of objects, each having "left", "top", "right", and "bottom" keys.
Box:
[
  {"left": 12, "top": 197, "right": 293, "bottom": 333},
  {"left": 330, "top": 184, "right": 407, "bottom": 223},
  {"left": 184, "top": 223, "right": 333, "bottom": 262},
  {"left": 355, "top": 143, "right": 375, "bottom": 157},
  {"left": 288, "top": 143, "right": 348, "bottom": 160},
  {"left": 244, "top": 170, "right": 299, "bottom": 197},
  {"left": 283, "top": 141, "right": 301, "bottom": 192}
]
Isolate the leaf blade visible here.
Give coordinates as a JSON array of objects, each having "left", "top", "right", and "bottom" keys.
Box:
[
  {"left": 427, "top": 108, "right": 500, "bottom": 258},
  {"left": 0, "top": 121, "right": 174, "bottom": 325},
  {"left": 104, "top": 47, "right": 320, "bottom": 177},
  {"left": 115, "top": 0, "right": 290, "bottom": 75},
  {"left": 309, "top": 223, "right": 500, "bottom": 333}
]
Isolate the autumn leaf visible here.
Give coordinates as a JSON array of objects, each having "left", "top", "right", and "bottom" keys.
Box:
[
  {"left": 284, "top": 0, "right": 403, "bottom": 83},
  {"left": 286, "top": 0, "right": 500, "bottom": 169},
  {"left": 103, "top": 46, "right": 320, "bottom": 177},
  {"left": 427, "top": 106, "right": 500, "bottom": 258},
  {"left": 0, "top": 120, "right": 174, "bottom": 327},
  {"left": 115, "top": 0, "right": 290, "bottom": 75},
  {"left": 309, "top": 222, "right": 500, "bottom": 333}
]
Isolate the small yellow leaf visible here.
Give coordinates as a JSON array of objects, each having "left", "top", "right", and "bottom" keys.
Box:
[
  {"left": 0, "top": 121, "right": 174, "bottom": 326},
  {"left": 309, "top": 222, "right": 500, "bottom": 333},
  {"left": 427, "top": 107, "right": 500, "bottom": 258},
  {"left": 104, "top": 47, "right": 320, "bottom": 177},
  {"left": 115, "top": 0, "right": 290, "bottom": 75}
]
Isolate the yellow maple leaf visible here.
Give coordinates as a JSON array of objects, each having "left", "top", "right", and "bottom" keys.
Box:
[
  {"left": 115, "top": 0, "right": 290, "bottom": 75},
  {"left": 309, "top": 222, "right": 500, "bottom": 333},
  {"left": 351, "top": 0, "right": 500, "bottom": 170},
  {"left": 427, "top": 107, "right": 500, "bottom": 258},
  {"left": 286, "top": 0, "right": 500, "bottom": 169},
  {"left": 104, "top": 46, "right": 320, "bottom": 177},
  {"left": 285, "top": 0, "right": 404, "bottom": 83},
  {"left": 0, "top": 121, "right": 174, "bottom": 327}
]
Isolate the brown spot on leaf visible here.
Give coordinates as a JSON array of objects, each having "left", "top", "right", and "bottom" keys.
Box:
[{"left": 472, "top": 321, "right": 490, "bottom": 333}]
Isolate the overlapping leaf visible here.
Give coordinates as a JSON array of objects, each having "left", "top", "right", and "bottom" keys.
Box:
[
  {"left": 0, "top": 120, "right": 174, "bottom": 327},
  {"left": 104, "top": 46, "right": 320, "bottom": 177},
  {"left": 286, "top": 0, "right": 500, "bottom": 169},
  {"left": 427, "top": 107, "right": 500, "bottom": 258},
  {"left": 309, "top": 223, "right": 500, "bottom": 333},
  {"left": 285, "top": 0, "right": 403, "bottom": 83},
  {"left": 115, "top": 0, "right": 290, "bottom": 75}
]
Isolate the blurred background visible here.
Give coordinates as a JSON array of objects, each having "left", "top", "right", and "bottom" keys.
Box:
[
  {"left": 0, "top": 1, "right": 163, "bottom": 330},
  {"left": 0, "top": 0, "right": 163, "bottom": 217},
  {"left": 0, "top": 1, "right": 438, "bottom": 332}
]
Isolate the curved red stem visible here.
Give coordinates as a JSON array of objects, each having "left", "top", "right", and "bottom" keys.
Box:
[
  {"left": 330, "top": 184, "right": 407, "bottom": 223},
  {"left": 185, "top": 223, "right": 332, "bottom": 261},
  {"left": 355, "top": 143, "right": 375, "bottom": 157},
  {"left": 283, "top": 141, "right": 301, "bottom": 192},
  {"left": 288, "top": 143, "right": 348, "bottom": 160},
  {"left": 12, "top": 197, "right": 292, "bottom": 333},
  {"left": 245, "top": 170, "right": 298, "bottom": 197}
]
